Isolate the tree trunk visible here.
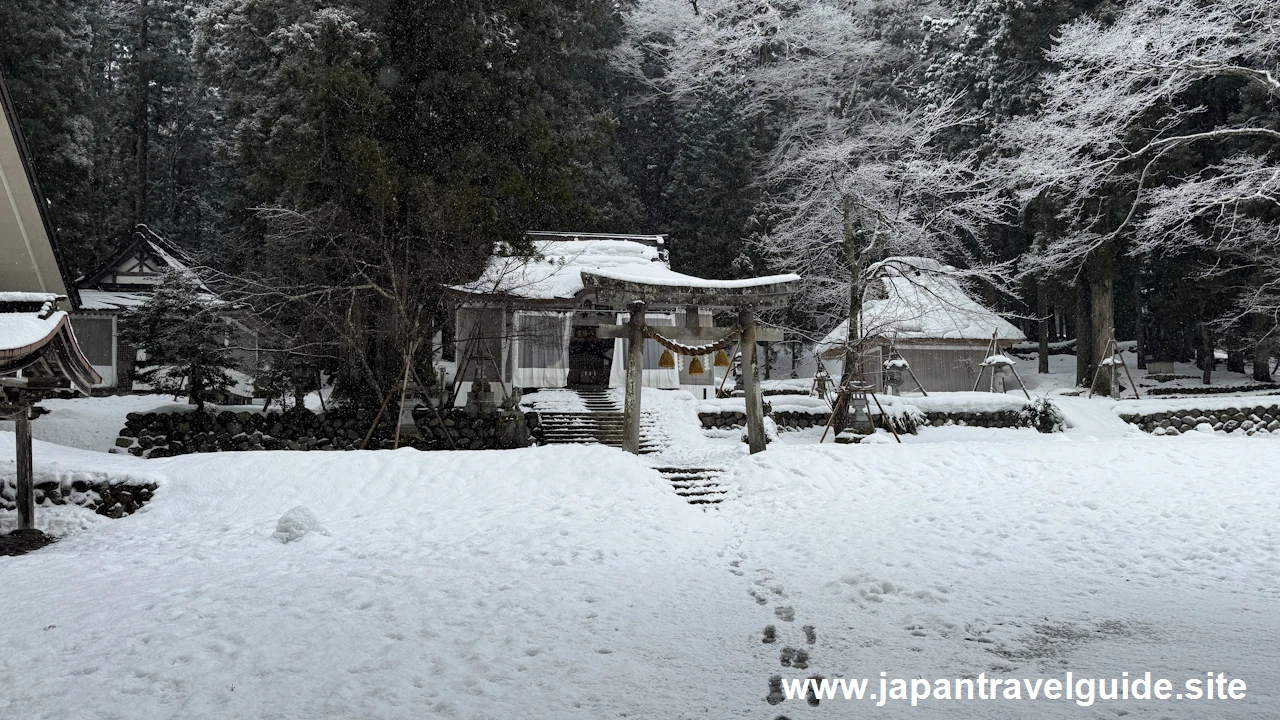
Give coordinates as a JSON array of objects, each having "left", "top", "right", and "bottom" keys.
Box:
[
  {"left": 133, "top": 0, "right": 150, "bottom": 225},
  {"left": 1088, "top": 254, "right": 1115, "bottom": 396},
  {"left": 1200, "top": 322, "right": 1213, "bottom": 385},
  {"left": 1226, "top": 350, "right": 1245, "bottom": 375},
  {"left": 1074, "top": 279, "right": 1093, "bottom": 387},
  {"left": 839, "top": 197, "right": 864, "bottom": 389},
  {"left": 189, "top": 368, "right": 204, "bottom": 410},
  {"left": 1037, "top": 282, "right": 1050, "bottom": 374},
  {"left": 1252, "top": 314, "right": 1273, "bottom": 382},
  {"left": 1134, "top": 265, "right": 1146, "bottom": 369},
  {"left": 834, "top": 198, "right": 864, "bottom": 434}
]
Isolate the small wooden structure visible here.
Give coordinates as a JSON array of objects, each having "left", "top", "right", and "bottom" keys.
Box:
[
  {"left": 448, "top": 232, "right": 799, "bottom": 418},
  {"left": 1, "top": 294, "right": 101, "bottom": 530},
  {"left": 1089, "top": 327, "right": 1141, "bottom": 400},
  {"left": 972, "top": 330, "right": 1032, "bottom": 400},
  {"left": 816, "top": 257, "right": 1025, "bottom": 393},
  {"left": 581, "top": 269, "right": 798, "bottom": 454}
]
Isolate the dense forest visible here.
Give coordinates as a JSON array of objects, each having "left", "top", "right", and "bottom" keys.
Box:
[{"left": 3, "top": 0, "right": 1278, "bottom": 401}]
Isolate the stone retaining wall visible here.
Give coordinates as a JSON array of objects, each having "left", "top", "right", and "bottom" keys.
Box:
[
  {"left": 2, "top": 472, "right": 157, "bottom": 518},
  {"left": 1145, "top": 384, "right": 1278, "bottom": 397},
  {"left": 919, "top": 410, "right": 1032, "bottom": 430},
  {"left": 1119, "top": 403, "right": 1280, "bottom": 436},
  {"left": 700, "top": 406, "right": 1051, "bottom": 434},
  {"left": 700, "top": 403, "right": 830, "bottom": 432},
  {"left": 112, "top": 405, "right": 534, "bottom": 458},
  {"left": 413, "top": 406, "right": 533, "bottom": 450}
]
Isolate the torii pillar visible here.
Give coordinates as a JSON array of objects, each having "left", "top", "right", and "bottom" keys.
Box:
[
  {"left": 740, "top": 306, "right": 767, "bottom": 454},
  {"left": 621, "top": 301, "right": 646, "bottom": 454}
]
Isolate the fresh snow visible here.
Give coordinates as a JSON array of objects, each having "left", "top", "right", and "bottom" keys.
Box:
[
  {"left": 271, "top": 505, "right": 330, "bottom": 543},
  {"left": 3, "top": 390, "right": 1280, "bottom": 718},
  {"left": 816, "top": 257, "right": 1025, "bottom": 350},
  {"left": 454, "top": 238, "right": 665, "bottom": 300},
  {"left": 582, "top": 265, "right": 800, "bottom": 289},
  {"left": 0, "top": 394, "right": 216, "bottom": 452},
  {"left": 0, "top": 291, "right": 60, "bottom": 303},
  {"left": 0, "top": 310, "right": 67, "bottom": 351},
  {"left": 1114, "top": 395, "right": 1280, "bottom": 415},
  {"left": 454, "top": 237, "right": 796, "bottom": 301},
  {"left": 878, "top": 391, "right": 1031, "bottom": 414},
  {"left": 77, "top": 289, "right": 151, "bottom": 311}
]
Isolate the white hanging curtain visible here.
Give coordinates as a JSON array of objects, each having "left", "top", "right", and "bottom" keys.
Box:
[
  {"left": 609, "top": 313, "right": 680, "bottom": 389},
  {"left": 513, "top": 311, "right": 571, "bottom": 389}
]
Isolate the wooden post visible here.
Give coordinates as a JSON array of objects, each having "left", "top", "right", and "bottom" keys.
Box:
[
  {"left": 392, "top": 339, "right": 420, "bottom": 449},
  {"left": 1006, "top": 362, "right": 1034, "bottom": 401},
  {"left": 867, "top": 390, "right": 901, "bottom": 443},
  {"left": 15, "top": 404, "right": 34, "bottom": 531},
  {"left": 622, "top": 301, "right": 646, "bottom": 454},
  {"left": 1109, "top": 328, "right": 1120, "bottom": 399},
  {"left": 905, "top": 365, "right": 929, "bottom": 396},
  {"left": 740, "top": 306, "right": 767, "bottom": 454}
]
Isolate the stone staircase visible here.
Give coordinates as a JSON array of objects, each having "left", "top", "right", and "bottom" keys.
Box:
[
  {"left": 651, "top": 467, "right": 731, "bottom": 505},
  {"left": 536, "top": 389, "right": 664, "bottom": 454}
]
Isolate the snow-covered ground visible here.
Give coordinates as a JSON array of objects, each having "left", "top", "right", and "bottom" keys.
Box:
[
  {"left": 0, "top": 394, "right": 187, "bottom": 452},
  {"left": 3, "top": 380, "right": 1280, "bottom": 717}
]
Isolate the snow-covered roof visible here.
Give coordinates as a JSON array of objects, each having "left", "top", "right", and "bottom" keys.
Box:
[
  {"left": 0, "top": 310, "right": 68, "bottom": 354},
  {"left": 78, "top": 290, "right": 151, "bottom": 311},
  {"left": 0, "top": 291, "right": 60, "bottom": 304},
  {"left": 455, "top": 236, "right": 675, "bottom": 300},
  {"left": 584, "top": 266, "right": 800, "bottom": 289},
  {"left": 77, "top": 225, "right": 202, "bottom": 291},
  {"left": 0, "top": 308, "right": 102, "bottom": 393},
  {"left": 817, "top": 257, "right": 1025, "bottom": 352},
  {"left": 455, "top": 234, "right": 801, "bottom": 302}
]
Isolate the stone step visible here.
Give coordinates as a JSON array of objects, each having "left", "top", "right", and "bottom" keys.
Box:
[{"left": 653, "top": 466, "right": 729, "bottom": 506}]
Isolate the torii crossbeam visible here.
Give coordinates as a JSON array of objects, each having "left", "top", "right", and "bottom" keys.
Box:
[{"left": 581, "top": 270, "right": 799, "bottom": 455}]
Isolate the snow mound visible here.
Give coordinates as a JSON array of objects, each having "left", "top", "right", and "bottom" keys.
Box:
[{"left": 272, "top": 506, "right": 330, "bottom": 543}]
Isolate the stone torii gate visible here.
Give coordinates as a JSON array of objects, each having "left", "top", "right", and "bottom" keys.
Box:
[{"left": 581, "top": 270, "right": 799, "bottom": 454}]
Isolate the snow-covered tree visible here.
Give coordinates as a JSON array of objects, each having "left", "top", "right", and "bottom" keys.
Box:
[
  {"left": 121, "top": 269, "right": 239, "bottom": 410},
  {"left": 1003, "top": 0, "right": 1280, "bottom": 388},
  {"left": 619, "top": 0, "right": 1014, "bottom": 382}
]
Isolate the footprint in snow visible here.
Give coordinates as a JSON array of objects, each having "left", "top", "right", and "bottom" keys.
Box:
[
  {"left": 766, "top": 675, "right": 785, "bottom": 705},
  {"left": 803, "top": 625, "right": 816, "bottom": 644},
  {"left": 774, "top": 606, "right": 795, "bottom": 622},
  {"left": 762, "top": 625, "right": 777, "bottom": 644},
  {"left": 780, "top": 647, "right": 809, "bottom": 669}
]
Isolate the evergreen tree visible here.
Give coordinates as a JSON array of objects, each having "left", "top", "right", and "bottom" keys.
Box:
[
  {"left": 0, "top": 0, "right": 96, "bottom": 268},
  {"left": 120, "top": 270, "right": 239, "bottom": 410}
]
